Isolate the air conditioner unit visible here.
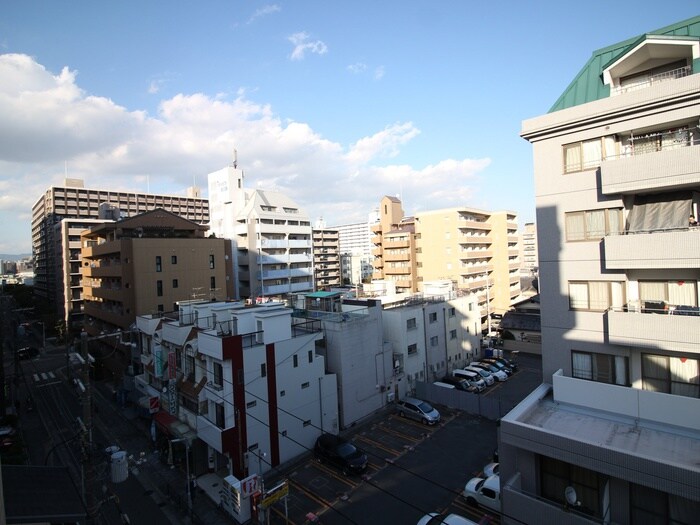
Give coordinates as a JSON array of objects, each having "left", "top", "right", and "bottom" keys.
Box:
[{"left": 387, "top": 392, "right": 395, "bottom": 403}]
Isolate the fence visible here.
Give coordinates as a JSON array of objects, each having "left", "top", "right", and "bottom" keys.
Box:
[{"left": 415, "top": 382, "right": 519, "bottom": 421}]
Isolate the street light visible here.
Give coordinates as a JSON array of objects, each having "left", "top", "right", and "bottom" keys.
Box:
[{"left": 170, "top": 437, "right": 192, "bottom": 512}]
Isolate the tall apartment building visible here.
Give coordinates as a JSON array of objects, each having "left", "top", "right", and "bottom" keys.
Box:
[
  {"left": 519, "top": 222, "right": 538, "bottom": 276},
  {"left": 502, "top": 17, "right": 700, "bottom": 524},
  {"left": 312, "top": 228, "right": 341, "bottom": 290},
  {"left": 80, "top": 209, "right": 229, "bottom": 377},
  {"left": 31, "top": 178, "right": 208, "bottom": 327},
  {"left": 207, "top": 165, "right": 313, "bottom": 300},
  {"left": 334, "top": 212, "right": 380, "bottom": 285},
  {"left": 373, "top": 199, "right": 521, "bottom": 331},
  {"left": 370, "top": 196, "right": 418, "bottom": 293}
]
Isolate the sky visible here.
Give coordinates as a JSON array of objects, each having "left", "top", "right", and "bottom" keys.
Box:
[{"left": 1, "top": 2, "right": 698, "bottom": 254}]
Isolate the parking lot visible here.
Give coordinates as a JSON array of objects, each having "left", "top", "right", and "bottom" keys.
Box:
[{"left": 263, "top": 353, "right": 542, "bottom": 524}]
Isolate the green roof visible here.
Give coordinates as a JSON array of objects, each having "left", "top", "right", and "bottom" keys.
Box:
[
  {"left": 306, "top": 291, "right": 340, "bottom": 298},
  {"left": 549, "top": 15, "right": 700, "bottom": 113}
]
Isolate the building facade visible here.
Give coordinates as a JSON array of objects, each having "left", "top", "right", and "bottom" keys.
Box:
[
  {"left": 519, "top": 222, "right": 538, "bottom": 276},
  {"left": 502, "top": 17, "right": 700, "bottom": 524},
  {"left": 31, "top": 178, "right": 208, "bottom": 326},
  {"left": 207, "top": 165, "right": 313, "bottom": 300},
  {"left": 312, "top": 228, "right": 341, "bottom": 290}
]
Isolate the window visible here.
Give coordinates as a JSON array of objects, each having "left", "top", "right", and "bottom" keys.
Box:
[
  {"left": 172, "top": 279, "right": 178, "bottom": 288},
  {"left": 450, "top": 329, "right": 457, "bottom": 340},
  {"left": 568, "top": 281, "right": 625, "bottom": 311},
  {"left": 563, "top": 136, "right": 614, "bottom": 173},
  {"left": 449, "top": 307, "right": 456, "bottom": 317},
  {"left": 630, "top": 482, "right": 699, "bottom": 525},
  {"left": 171, "top": 255, "right": 177, "bottom": 264},
  {"left": 280, "top": 390, "right": 285, "bottom": 397},
  {"left": 639, "top": 280, "right": 697, "bottom": 309},
  {"left": 156, "top": 280, "right": 163, "bottom": 296},
  {"left": 210, "top": 276, "right": 216, "bottom": 289},
  {"left": 301, "top": 382, "right": 310, "bottom": 389},
  {"left": 407, "top": 318, "right": 417, "bottom": 330},
  {"left": 540, "top": 456, "right": 605, "bottom": 519},
  {"left": 213, "top": 362, "right": 223, "bottom": 387},
  {"left": 247, "top": 400, "right": 257, "bottom": 409},
  {"left": 430, "top": 336, "right": 438, "bottom": 347},
  {"left": 260, "top": 363, "right": 266, "bottom": 378},
  {"left": 572, "top": 351, "right": 629, "bottom": 385},
  {"left": 157, "top": 304, "right": 164, "bottom": 312},
  {"left": 407, "top": 343, "right": 417, "bottom": 355},
  {"left": 209, "top": 254, "right": 215, "bottom": 269},
  {"left": 156, "top": 256, "right": 162, "bottom": 272},
  {"left": 303, "top": 419, "right": 312, "bottom": 427},
  {"left": 565, "top": 208, "right": 623, "bottom": 241},
  {"left": 215, "top": 403, "right": 225, "bottom": 428},
  {"left": 429, "top": 312, "right": 437, "bottom": 323},
  {"left": 293, "top": 354, "right": 298, "bottom": 368},
  {"left": 642, "top": 353, "right": 699, "bottom": 398},
  {"left": 308, "top": 350, "right": 313, "bottom": 363}
]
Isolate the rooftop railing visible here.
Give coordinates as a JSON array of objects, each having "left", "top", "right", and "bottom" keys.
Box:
[{"left": 610, "top": 65, "right": 691, "bottom": 95}]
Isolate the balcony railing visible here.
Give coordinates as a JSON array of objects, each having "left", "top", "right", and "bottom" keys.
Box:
[{"left": 610, "top": 65, "right": 691, "bottom": 95}]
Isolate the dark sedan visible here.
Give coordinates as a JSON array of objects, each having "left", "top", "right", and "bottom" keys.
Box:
[{"left": 314, "top": 433, "right": 368, "bottom": 476}]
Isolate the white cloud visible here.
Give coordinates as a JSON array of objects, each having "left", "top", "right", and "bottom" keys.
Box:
[
  {"left": 288, "top": 32, "right": 328, "bottom": 61},
  {"left": 247, "top": 4, "right": 281, "bottom": 24},
  {"left": 374, "top": 65, "right": 385, "bottom": 80},
  {"left": 148, "top": 80, "right": 161, "bottom": 94},
  {"left": 0, "top": 53, "right": 489, "bottom": 252},
  {"left": 347, "top": 62, "right": 367, "bottom": 74}
]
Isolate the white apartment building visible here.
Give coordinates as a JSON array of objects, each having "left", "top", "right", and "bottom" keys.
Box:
[
  {"left": 519, "top": 222, "right": 538, "bottom": 276},
  {"left": 334, "top": 212, "right": 379, "bottom": 284},
  {"left": 208, "top": 165, "right": 313, "bottom": 300},
  {"left": 502, "top": 16, "right": 700, "bottom": 524},
  {"left": 134, "top": 300, "right": 338, "bottom": 482}
]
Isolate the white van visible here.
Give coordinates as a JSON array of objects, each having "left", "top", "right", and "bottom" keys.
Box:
[
  {"left": 464, "top": 365, "right": 495, "bottom": 386},
  {"left": 453, "top": 369, "right": 486, "bottom": 391}
]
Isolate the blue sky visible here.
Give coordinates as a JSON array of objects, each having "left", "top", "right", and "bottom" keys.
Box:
[{"left": 1, "top": 2, "right": 697, "bottom": 254}]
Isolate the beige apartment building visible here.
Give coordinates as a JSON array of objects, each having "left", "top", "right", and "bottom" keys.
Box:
[
  {"left": 31, "top": 178, "right": 209, "bottom": 329},
  {"left": 370, "top": 196, "right": 418, "bottom": 293},
  {"left": 312, "top": 228, "right": 341, "bottom": 290},
  {"left": 80, "top": 209, "right": 229, "bottom": 376},
  {"left": 502, "top": 16, "right": 700, "bottom": 524}
]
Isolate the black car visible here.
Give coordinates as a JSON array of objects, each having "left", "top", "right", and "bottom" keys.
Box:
[
  {"left": 16, "top": 347, "right": 39, "bottom": 360},
  {"left": 314, "top": 433, "right": 368, "bottom": 475},
  {"left": 440, "top": 375, "right": 477, "bottom": 393}
]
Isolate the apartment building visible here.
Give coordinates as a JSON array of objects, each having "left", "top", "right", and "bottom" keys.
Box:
[
  {"left": 519, "top": 222, "right": 538, "bottom": 276},
  {"left": 312, "top": 228, "right": 341, "bottom": 290},
  {"left": 31, "top": 178, "right": 208, "bottom": 326},
  {"left": 80, "top": 209, "right": 229, "bottom": 376},
  {"left": 502, "top": 17, "right": 700, "bottom": 524},
  {"left": 134, "top": 300, "right": 338, "bottom": 486},
  {"left": 207, "top": 165, "right": 313, "bottom": 300},
  {"left": 371, "top": 196, "right": 418, "bottom": 293}
]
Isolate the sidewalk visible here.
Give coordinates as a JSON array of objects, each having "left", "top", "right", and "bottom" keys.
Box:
[{"left": 91, "top": 380, "right": 234, "bottom": 525}]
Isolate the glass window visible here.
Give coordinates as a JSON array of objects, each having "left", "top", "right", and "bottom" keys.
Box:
[
  {"left": 450, "top": 329, "right": 457, "bottom": 340},
  {"left": 156, "top": 256, "right": 162, "bottom": 272},
  {"left": 572, "top": 351, "right": 629, "bottom": 385},
  {"left": 408, "top": 343, "right": 417, "bottom": 355},
  {"left": 430, "top": 336, "right": 438, "bottom": 347},
  {"left": 293, "top": 354, "right": 298, "bottom": 367},
  {"left": 407, "top": 318, "right": 417, "bottom": 330},
  {"left": 215, "top": 403, "right": 225, "bottom": 428},
  {"left": 642, "top": 353, "right": 699, "bottom": 398},
  {"left": 540, "top": 456, "right": 605, "bottom": 518},
  {"left": 213, "top": 362, "right": 223, "bottom": 387},
  {"left": 563, "top": 137, "right": 611, "bottom": 173},
  {"left": 172, "top": 279, "right": 178, "bottom": 288},
  {"left": 565, "top": 209, "right": 623, "bottom": 241},
  {"left": 568, "top": 281, "right": 625, "bottom": 311},
  {"left": 156, "top": 280, "right": 163, "bottom": 296},
  {"left": 429, "top": 312, "right": 437, "bottom": 323},
  {"left": 209, "top": 254, "right": 215, "bottom": 269},
  {"left": 171, "top": 255, "right": 177, "bottom": 264}
]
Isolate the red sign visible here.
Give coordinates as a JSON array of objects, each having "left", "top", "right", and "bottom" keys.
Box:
[
  {"left": 168, "top": 351, "right": 176, "bottom": 379},
  {"left": 241, "top": 474, "right": 259, "bottom": 498},
  {"left": 149, "top": 396, "right": 159, "bottom": 414}
]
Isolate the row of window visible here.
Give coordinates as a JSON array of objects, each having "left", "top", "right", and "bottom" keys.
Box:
[
  {"left": 572, "top": 350, "right": 699, "bottom": 398},
  {"left": 155, "top": 254, "right": 215, "bottom": 272},
  {"left": 155, "top": 277, "right": 217, "bottom": 296},
  {"left": 568, "top": 280, "right": 697, "bottom": 311}
]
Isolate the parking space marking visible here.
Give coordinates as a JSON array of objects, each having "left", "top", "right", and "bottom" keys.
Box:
[
  {"left": 308, "top": 461, "right": 360, "bottom": 488},
  {"left": 373, "top": 421, "right": 424, "bottom": 444},
  {"left": 268, "top": 505, "right": 298, "bottom": 525},
  {"left": 355, "top": 434, "right": 402, "bottom": 456},
  {"left": 288, "top": 478, "right": 336, "bottom": 509}
]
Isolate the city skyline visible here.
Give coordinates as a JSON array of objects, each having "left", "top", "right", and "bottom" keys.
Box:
[{"left": 1, "top": 2, "right": 697, "bottom": 253}]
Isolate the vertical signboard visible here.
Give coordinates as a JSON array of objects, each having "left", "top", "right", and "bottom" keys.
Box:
[{"left": 168, "top": 351, "right": 176, "bottom": 380}]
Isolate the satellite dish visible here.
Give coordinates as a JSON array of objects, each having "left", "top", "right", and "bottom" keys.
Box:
[{"left": 565, "top": 486, "right": 579, "bottom": 506}]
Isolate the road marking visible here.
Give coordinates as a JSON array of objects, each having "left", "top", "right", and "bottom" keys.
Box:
[
  {"left": 355, "top": 434, "right": 402, "bottom": 456},
  {"left": 33, "top": 373, "right": 40, "bottom": 382}
]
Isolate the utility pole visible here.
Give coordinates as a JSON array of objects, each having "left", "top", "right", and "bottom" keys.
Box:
[{"left": 79, "top": 332, "right": 97, "bottom": 522}]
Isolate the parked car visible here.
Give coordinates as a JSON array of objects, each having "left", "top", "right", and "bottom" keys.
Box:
[
  {"left": 463, "top": 474, "right": 501, "bottom": 513},
  {"left": 483, "top": 461, "right": 499, "bottom": 477},
  {"left": 417, "top": 512, "right": 479, "bottom": 525},
  {"left": 396, "top": 397, "right": 441, "bottom": 425},
  {"left": 452, "top": 369, "right": 487, "bottom": 391},
  {"left": 463, "top": 365, "right": 495, "bottom": 386},
  {"left": 481, "top": 358, "right": 513, "bottom": 376},
  {"left": 471, "top": 362, "right": 508, "bottom": 382},
  {"left": 16, "top": 346, "right": 39, "bottom": 360},
  {"left": 492, "top": 356, "right": 518, "bottom": 371},
  {"left": 440, "top": 375, "right": 478, "bottom": 393},
  {"left": 314, "top": 433, "right": 368, "bottom": 476}
]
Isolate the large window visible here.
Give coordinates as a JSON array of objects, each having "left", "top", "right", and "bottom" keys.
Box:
[
  {"left": 563, "top": 136, "right": 615, "bottom": 173},
  {"left": 540, "top": 456, "right": 606, "bottom": 519},
  {"left": 407, "top": 343, "right": 417, "bottom": 355},
  {"left": 572, "top": 351, "right": 629, "bottom": 385},
  {"left": 565, "top": 208, "right": 623, "bottom": 241},
  {"left": 407, "top": 318, "right": 417, "bottom": 330},
  {"left": 213, "top": 362, "right": 223, "bottom": 387},
  {"left": 639, "top": 280, "right": 697, "bottom": 309},
  {"left": 630, "top": 482, "right": 700, "bottom": 524},
  {"left": 642, "top": 353, "right": 699, "bottom": 398},
  {"left": 568, "top": 281, "right": 625, "bottom": 311}
]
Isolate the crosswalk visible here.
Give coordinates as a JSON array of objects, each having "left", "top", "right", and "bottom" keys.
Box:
[{"left": 32, "top": 370, "right": 61, "bottom": 386}]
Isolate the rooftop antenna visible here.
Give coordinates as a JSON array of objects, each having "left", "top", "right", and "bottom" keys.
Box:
[{"left": 233, "top": 148, "right": 238, "bottom": 169}]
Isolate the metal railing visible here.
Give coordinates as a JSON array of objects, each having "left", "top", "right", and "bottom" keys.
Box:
[{"left": 610, "top": 65, "right": 691, "bottom": 95}]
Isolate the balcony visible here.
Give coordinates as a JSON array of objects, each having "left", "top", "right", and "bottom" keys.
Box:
[
  {"left": 458, "top": 219, "right": 490, "bottom": 230},
  {"left": 384, "top": 240, "right": 410, "bottom": 249},
  {"left": 600, "top": 136, "right": 700, "bottom": 195},
  {"left": 459, "top": 250, "right": 492, "bottom": 260},
  {"left": 606, "top": 307, "right": 700, "bottom": 353},
  {"left": 82, "top": 240, "right": 120, "bottom": 258},
  {"left": 458, "top": 235, "right": 491, "bottom": 245},
  {"left": 604, "top": 229, "right": 700, "bottom": 269},
  {"left": 383, "top": 252, "right": 409, "bottom": 262},
  {"left": 196, "top": 414, "right": 236, "bottom": 455},
  {"left": 385, "top": 267, "right": 411, "bottom": 275},
  {"left": 372, "top": 247, "right": 383, "bottom": 257}
]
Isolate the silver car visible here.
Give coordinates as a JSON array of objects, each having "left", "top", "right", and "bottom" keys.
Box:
[{"left": 396, "top": 397, "right": 441, "bottom": 425}]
